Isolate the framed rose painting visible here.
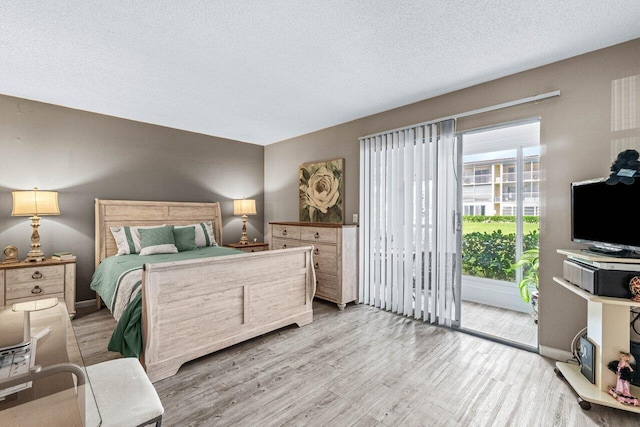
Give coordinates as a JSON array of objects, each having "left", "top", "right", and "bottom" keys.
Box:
[{"left": 299, "top": 158, "right": 344, "bottom": 223}]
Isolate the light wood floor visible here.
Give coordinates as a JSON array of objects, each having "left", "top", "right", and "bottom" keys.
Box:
[
  {"left": 460, "top": 301, "right": 538, "bottom": 349},
  {"left": 73, "top": 300, "right": 639, "bottom": 426}
]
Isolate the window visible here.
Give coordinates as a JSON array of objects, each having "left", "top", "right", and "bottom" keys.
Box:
[{"left": 461, "top": 120, "right": 540, "bottom": 282}]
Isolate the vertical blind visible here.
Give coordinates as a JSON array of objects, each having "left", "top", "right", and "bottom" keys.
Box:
[{"left": 359, "top": 119, "right": 460, "bottom": 326}]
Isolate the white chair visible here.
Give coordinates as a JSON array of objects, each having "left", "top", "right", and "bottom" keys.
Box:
[{"left": 86, "top": 358, "right": 164, "bottom": 427}]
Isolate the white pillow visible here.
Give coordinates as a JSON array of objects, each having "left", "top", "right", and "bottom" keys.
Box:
[
  {"left": 175, "top": 222, "right": 217, "bottom": 247},
  {"left": 139, "top": 244, "right": 179, "bottom": 256},
  {"left": 110, "top": 225, "right": 166, "bottom": 255}
]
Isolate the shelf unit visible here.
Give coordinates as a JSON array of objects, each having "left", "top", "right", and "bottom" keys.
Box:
[{"left": 554, "top": 249, "right": 640, "bottom": 413}]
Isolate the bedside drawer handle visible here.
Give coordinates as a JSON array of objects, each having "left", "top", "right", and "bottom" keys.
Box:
[
  {"left": 31, "top": 285, "right": 43, "bottom": 294},
  {"left": 314, "top": 262, "right": 319, "bottom": 269},
  {"left": 314, "top": 248, "right": 319, "bottom": 255},
  {"left": 32, "top": 271, "right": 43, "bottom": 280},
  {"left": 282, "top": 229, "right": 287, "bottom": 236},
  {"left": 314, "top": 232, "right": 320, "bottom": 239},
  {"left": 283, "top": 244, "right": 287, "bottom": 249}
]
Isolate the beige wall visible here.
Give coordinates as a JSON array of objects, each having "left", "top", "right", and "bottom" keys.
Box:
[
  {"left": 0, "top": 96, "right": 264, "bottom": 302},
  {"left": 265, "top": 38, "right": 640, "bottom": 353}
]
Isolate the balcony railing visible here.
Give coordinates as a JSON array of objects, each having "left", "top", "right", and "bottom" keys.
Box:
[
  {"left": 501, "top": 171, "right": 540, "bottom": 183},
  {"left": 463, "top": 175, "right": 492, "bottom": 185}
]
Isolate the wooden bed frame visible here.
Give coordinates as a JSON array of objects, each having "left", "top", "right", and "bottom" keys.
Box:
[{"left": 94, "top": 199, "right": 315, "bottom": 382}]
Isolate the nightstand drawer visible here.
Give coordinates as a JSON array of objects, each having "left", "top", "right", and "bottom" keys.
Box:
[
  {"left": 237, "top": 246, "right": 266, "bottom": 253},
  {"left": 301, "top": 227, "right": 337, "bottom": 244},
  {"left": 0, "top": 260, "right": 76, "bottom": 318},
  {"left": 6, "top": 265, "right": 64, "bottom": 284},
  {"left": 272, "top": 224, "right": 301, "bottom": 240},
  {"left": 6, "top": 280, "right": 65, "bottom": 301},
  {"left": 271, "top": 238, "right": 301, "bottom": 250}
]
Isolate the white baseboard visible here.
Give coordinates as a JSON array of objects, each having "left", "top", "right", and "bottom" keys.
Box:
[
  {"left": 539, "top": 345, "right": 573, "bottom": 362},
  {"left": 76, "top": 299, "right": 97, "bottom": 309},
  {"left": 462, "top": 275, "right": 530, "bottom": 313}
]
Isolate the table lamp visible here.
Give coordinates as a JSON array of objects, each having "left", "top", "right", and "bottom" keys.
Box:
[
  {"left": 12, "top": 188, "right": 60, "bottom": 262},
  {"left": 233, "top": 199, "right": 257, "bottom": 245}
]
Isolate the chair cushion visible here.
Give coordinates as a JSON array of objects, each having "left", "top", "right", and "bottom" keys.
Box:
[{"left": 86, "top": 358, "right": 164, "bottom": 427}]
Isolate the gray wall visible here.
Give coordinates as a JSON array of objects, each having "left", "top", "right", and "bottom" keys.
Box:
[
  {"left": 264, "top": 38, "right": 640, "bottom": 354},
  {"left": 0, "top": 95, "right": 264, "bottom": 302}
]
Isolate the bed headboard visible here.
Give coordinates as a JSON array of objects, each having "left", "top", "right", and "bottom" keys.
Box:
[{"left": 95, "top": 199, "right": 223, "bottom": 267}]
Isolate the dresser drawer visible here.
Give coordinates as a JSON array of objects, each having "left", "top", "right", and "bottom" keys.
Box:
[
  {"left": 272, "top": 224, "right": 301, "bottom": 240},
  {"left": 315, "top": 272, "right": 338, "bottom": 299},
  {"left": 271, "top": 238, "right": 301, "bottom": 250},
  {"left": 311, "top": 243, "right": 337, "bottom": 261},
  {"left": 312, "top": 253, "right": 337, "bottom": 275},
  {"left": 301, "top": 227, "right": 337, "bottom": 244}
]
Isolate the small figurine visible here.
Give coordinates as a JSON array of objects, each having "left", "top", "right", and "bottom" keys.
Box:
[
  {"left": 605, "top": 149, "right": 640, "bottom": 185},
  {"left": 630, "top": 276, "right": 640, "bottom": 302},
  {"left": 608, "top": 351, "right": 639, "bottom": 406}
]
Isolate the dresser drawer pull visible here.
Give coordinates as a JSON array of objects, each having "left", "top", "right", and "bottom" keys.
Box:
[
  {"left": 251, "top": 249, "right": 256, "bottom": 252},
  {"left": 32, "top": 271, "right": 43, "bottom": 280},
  {"left": 31, "top": 285, "right": 43, "bottom": 294},
  {"left": 314, "top": 248, "right": 319, "bottom": 255},
  {"left": 282, "top": 229, "right": 287, "bottom": 236},
  {"left": 283, "top": 244, "right": 287, "bottom": 249},
  {"left": 314, "top": 232, "right": 320, "bottom": 239},
  {"left": 314, "top": 262, "right": 319, "bottom": 269}
]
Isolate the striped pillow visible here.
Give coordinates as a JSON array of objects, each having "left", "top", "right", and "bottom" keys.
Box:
[
  {"left": 110, "top": 224, "right": 166, "bottom": 255},
  {"left": 175, "top": 222, "right": 217, "bottom": 247}
]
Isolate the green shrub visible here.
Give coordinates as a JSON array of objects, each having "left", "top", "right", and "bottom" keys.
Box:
[{"left": 462, "top": 229, "right": 539, "bottom": 281}]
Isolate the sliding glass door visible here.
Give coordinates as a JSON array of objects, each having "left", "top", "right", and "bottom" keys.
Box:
[{"left": 458, "top": 119, "right": 540, "bottom": 348}]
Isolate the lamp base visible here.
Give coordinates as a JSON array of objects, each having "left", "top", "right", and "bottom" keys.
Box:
[
  {"left": 26, "top": 249, "right": 45, "bottom": 262},
  {"left": 26, "top": 215, "right": 45, "bottom": 262},
  {"left": 238, "top": 215, "right": 249, "bottom": 245}
]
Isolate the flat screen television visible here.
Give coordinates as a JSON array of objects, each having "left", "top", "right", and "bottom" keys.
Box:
[{"left": 571, "top": 177, "right": 640, "bottom": 258}]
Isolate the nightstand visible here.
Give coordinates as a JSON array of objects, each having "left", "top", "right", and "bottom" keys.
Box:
[
  {"left": 0, "top": 258, "right": 76, "bottom": 318},
  {"left": 225, "top": 242, "right": 269, "bottom": 253}
]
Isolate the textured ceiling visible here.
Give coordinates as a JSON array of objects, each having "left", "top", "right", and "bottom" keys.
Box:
[{"left": 1, "top": 1, "right": 640, "bottom": 145}]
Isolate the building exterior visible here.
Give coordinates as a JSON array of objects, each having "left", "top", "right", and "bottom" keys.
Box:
[{"left": 462, "top": 155, "right": 540, "bottom": 216}]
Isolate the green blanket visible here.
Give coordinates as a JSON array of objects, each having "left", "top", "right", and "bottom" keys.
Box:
[{"left": 108, "top": 291, "right": 143, "bottom": 357}]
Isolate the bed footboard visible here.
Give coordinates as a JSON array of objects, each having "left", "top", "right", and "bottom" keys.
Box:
[{"left": 141, "top": 246, "right": 315, "bottom": 382}]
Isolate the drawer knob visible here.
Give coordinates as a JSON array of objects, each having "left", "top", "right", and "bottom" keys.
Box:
[
  {"left": 282, "top": 229, "right": 287, "bottom": 236},
  {"left": 314, "top": 232, "right": 320, "bottom": 239},
  {"left": 32, "top": 271, "right": 43, "bottom": 280},
  {"left": 314, "top": 248, "right": 319, "bottom": 255},
  {"left": 31, "top": 285, "right": 43, "bottom": 294},
  {"left": 251, "top": 249, "right": 256, "bottom": 252},
  {"left": 314, "top": 262, "right": 319, "bottom": 269},
  {"left": 283, "top": 244, "right": 287, "bottom": 249}
]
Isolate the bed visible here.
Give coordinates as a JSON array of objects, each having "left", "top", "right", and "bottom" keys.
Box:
[{"left": 92, "top": 199, "right": 316, "bottom": 382}]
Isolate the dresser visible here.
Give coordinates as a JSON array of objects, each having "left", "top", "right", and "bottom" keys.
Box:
[
  {"left": 269, "top": 222, "right": 358, "bottom": 310},
  {"left": 0, "top": 259, "right": 76, "bottom": 318}
]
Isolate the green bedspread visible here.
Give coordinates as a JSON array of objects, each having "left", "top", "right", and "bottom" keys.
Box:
[{"left": 91, "top": 246, "right": 242, "bottom": 358}]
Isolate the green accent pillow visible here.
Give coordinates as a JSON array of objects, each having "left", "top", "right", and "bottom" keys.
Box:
[
  {"left": 173, "top": 226, "right": 197, "bottom": 252},
  {"left": 139, "top": 225, "right": 175, "bottom": 248}
]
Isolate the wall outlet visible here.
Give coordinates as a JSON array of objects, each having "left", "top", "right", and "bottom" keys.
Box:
[{"left": 353, "top": 214, "right": 358, "bottom": 223}]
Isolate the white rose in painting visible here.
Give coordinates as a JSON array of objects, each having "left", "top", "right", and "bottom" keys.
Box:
[{"left": 304, "top": 166, "right": 340, "bottom": 215}]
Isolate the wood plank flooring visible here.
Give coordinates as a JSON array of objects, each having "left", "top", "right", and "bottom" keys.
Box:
[
  {"left": 460, "top": 301, "right": 538, "bottom": 348},
  {"left": 72, "top": 300, "right": 640, "bottom": 426}
]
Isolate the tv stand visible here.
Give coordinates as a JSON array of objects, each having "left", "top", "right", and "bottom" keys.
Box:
[
  {"left": 583, "top": 246, "right": 640, "bottom": 259},
  {"left": 553, "top": 249, "right": 640, "bottom": 413}
]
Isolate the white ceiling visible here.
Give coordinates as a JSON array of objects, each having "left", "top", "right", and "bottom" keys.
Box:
[{"left": 1, "top": 1, "right": 639, "bottom": 146}]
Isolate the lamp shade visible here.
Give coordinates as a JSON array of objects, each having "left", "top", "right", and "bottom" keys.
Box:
[
  {"left": 233, "top": 199, "right": 257, "bottom": 216},
  {"left": 12, "top": 188, "right": 60, "bottom": 216}
]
